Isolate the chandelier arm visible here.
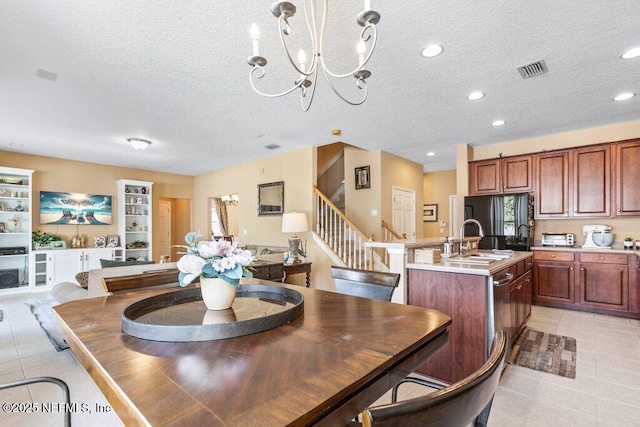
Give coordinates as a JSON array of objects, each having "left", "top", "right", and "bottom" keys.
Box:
[
  {"left": 321, "top": 23, "right": 378, "bottom": 79},
  {"left": 320, "top": 65, "right": 368, "bottom": 106},
  {"left": 303, "top": 0, "right": 320, "bottom": 73},
  {"left": 300, "top": 68, "right": 319, "bottom": 111},
  {"left": 277, "top": 15, "right": 313, "bottom": 76},
  {"left": 249, "top": 66, "right": 307, "bottom": 98}
]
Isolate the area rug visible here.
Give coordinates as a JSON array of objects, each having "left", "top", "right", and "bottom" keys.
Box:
[
  {"left": 26, "top": 299, "right": 69, "bottom": 352},
  {"left": 508, "top": 328, "right": 576, "bottom": 379}
]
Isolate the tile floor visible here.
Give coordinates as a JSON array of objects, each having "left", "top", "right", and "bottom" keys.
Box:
[{"left": 1, "top": 292, "right": 639, "bottom": 426}]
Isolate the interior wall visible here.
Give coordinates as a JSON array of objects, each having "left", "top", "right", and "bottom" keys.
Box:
[
  {"left": 344, "top": 147, "right": 381, "bottom": 239},
  {"left": 459, "top": 118, "right": 640, "bottom": 242},
  {"left": 1, "top": 150, "right": 194, "bottom": 261},
  {"left": 192, "top": 146, "right": 339, "bottom": 290},
  {"left": 423, "top": 169, "right": 457, "bottom": 238},
  {"left": 381, "top": 151, "right": 425, "bottom": 240},
  {"left": 317, "top": 142, "right": 345, "bottom": 174}
]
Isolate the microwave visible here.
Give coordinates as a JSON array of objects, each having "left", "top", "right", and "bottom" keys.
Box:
[{"left": 541, "top": 233, "right": 574, "bottom": 247}]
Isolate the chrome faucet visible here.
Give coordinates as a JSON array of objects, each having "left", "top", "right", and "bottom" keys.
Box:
[{"left": 459, "top": 219, "right": 485, "bottom": 255}]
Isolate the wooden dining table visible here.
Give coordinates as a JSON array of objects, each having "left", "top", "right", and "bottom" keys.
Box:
[{"left": 53, "top": 279, "right": 451, "bottom": 426}]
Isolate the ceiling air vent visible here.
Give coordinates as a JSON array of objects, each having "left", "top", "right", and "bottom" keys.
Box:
[
  {"left": 263, "top": 143, "right": 281, "bottom": 150},
  {"left": 517, "top": 59, "right": 548, "bottom": 79}
]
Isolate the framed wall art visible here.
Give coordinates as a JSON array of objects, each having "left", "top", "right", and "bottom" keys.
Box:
[
  {"left": 355, "top": 165, "right": 370, "bottom": 190},
  {"left": 423, "top": 204, "right": 437, "bottom": 222}
]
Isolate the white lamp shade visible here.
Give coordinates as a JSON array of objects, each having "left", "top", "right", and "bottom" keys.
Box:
[{"left": 282, "top": 212, "right": 308, "bottom": 233}]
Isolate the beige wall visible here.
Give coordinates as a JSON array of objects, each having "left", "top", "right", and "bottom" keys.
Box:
[
  {"left": 458, "top": 118, "right": 640, "bottom": 242},
  {"left": 381, "top": 151, "right": 425, "bottom": 240},
  {"left": 423, "top": 169, "right": 456, "bottom": 237},
  {"left": 192, "top": 146, "right": 341, "bottom": 290},
  {"left": 344, "top": 146, "right": 381, "bottom": 239},
  {"left": 317, "top": 142, "right": 345, "bottom": 174},
  {"left": 1, "top": 150, "right": 194, "bottom": 261}
]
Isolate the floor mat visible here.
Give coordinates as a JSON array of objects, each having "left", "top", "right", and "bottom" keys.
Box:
[
  {"left": 26, "top": 299, "right": 70, "bottom": 352},
  {"left": 508, "top": 328, "right": 576, "bottom": 378}
]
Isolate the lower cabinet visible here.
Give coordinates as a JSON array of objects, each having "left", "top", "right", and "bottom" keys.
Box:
[
  {"left": 32, "top": 248, "right": 117, "bottom": 287},
  {"left": 510, "top": 271, "right": 532, "bottom": 342},
  {"left": 533, "top": 250, "right": 637, "bottom": 317},
  {"left": 533, "top": 251, "right": 575, "bottom": 303}
]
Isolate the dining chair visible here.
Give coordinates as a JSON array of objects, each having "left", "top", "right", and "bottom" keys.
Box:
[
  {"left": 0, "top": 377, "right": 71, "bottom": 427},
  {"left": 353, "top": 330, "right": 506, "bottom": 427},
  {"left": 330, "top": 266, "right": 400, "bottom": 302}
]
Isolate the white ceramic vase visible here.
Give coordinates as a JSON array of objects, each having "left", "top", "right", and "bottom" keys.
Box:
[{"left": 200, "top": 277, "right": 237, "bottom": 310}]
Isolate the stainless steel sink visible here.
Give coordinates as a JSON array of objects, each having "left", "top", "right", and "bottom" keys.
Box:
[{"left": 444, "top": 255, "right": 496, "bottom": 264}]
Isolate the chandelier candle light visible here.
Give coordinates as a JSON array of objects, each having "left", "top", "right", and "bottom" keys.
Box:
[
  {"left": 247, "top": 0, "right": 380, "bottom": 111},
  {"left": 282, "top": 212, "right": 309, "bottom": 263}
]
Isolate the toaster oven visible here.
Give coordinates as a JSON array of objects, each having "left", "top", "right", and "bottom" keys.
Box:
[{"left": 541, "top": 233, "right": 574, "bottom": 247}]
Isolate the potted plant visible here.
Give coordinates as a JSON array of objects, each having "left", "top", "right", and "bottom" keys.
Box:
[
  {"left": 32, "top": 230, "right": 63, "bottom": 250},
  {"left": 623, "top": 237, "right": 634, "bottom": 249},
  {"left": 175, "top": 232, "right": 254, "bottom": 310}
]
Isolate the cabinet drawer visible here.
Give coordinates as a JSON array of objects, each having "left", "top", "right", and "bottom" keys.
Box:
[
  {"left": 579, "top": 253, "right": 628, "bottom": 265},
  {"left": 533, "top": 251, "right": 575, "bottom": 262}
]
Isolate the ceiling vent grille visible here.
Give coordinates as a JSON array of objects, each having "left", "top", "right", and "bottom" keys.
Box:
[
  {"left": 517, "top": 59, "right": 548, "bottom": 79},
  {"left": 263, "top": 143, "right": 281, "bottom": 150}
]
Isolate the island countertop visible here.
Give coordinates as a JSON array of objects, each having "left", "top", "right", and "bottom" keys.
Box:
[{"left": 406, "top": 250, "right": 533, "bottom": 276}]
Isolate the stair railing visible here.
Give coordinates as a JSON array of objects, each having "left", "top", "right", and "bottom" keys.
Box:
[
  {"left": 312, "top": 185, "right": 372, "bottom": 269},
  {"left": 380, "top": 220, "right": 406, "bottom": 266}
]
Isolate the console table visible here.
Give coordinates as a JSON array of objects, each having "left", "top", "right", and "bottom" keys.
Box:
[{"left": 284, "top": 261, "right": 312, "bottom": 287}]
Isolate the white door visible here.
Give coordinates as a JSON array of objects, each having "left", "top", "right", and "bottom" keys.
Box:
[
  {"left": 392, "top": 187, "right": 416, "bottom": 239},
  {"left": 158, "top": 201, "right": 172, "bottom": 260}
]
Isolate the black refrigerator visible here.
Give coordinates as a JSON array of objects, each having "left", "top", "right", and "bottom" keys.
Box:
[{"left": 463, "top": 193, "right": 534, "bottom": 250}]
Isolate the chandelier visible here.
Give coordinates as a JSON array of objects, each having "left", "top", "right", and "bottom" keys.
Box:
[{"left": 247, "top": 1, "right": 380, "bottom": 111}]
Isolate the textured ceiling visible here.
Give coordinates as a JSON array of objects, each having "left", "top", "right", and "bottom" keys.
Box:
[{"left": 1, "top": 1, "right": 639, "bottom": 176}]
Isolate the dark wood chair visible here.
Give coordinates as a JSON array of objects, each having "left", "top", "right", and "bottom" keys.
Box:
[
  {"left": 355, "top": 330, "right": 506, "bottom": 427},
  {"left": 330, "top": 266, "right": 400, "bottom": 302}
]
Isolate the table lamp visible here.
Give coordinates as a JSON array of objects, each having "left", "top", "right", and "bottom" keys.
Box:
[{"left": 282, "top": 212, "right": 308, "bottom": 264}]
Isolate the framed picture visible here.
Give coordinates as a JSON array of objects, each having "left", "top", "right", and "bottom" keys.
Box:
[
  {"left": 51, "top": 240, "right": 66, "bottom": 249},
  {"left": 106, "top": 235, "right": 120, "bottom": 247},
  {"left": 423, "top": 204, "right": 438, "bottom": 222},
  {"left": 355, "top": 165, "right": 370, "bottom": 190},
  {"left": 136, "top": 197, "right": 143, "bottom": 204},
  {"left": 94, "top": 236, "right": 106, "bottom": 248}
]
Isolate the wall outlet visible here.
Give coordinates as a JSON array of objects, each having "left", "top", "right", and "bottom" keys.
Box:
[
  {"left": 371, "top": 209, "right": 378, "bottom": 216},
  {"left": 242, "top": 229, "right": 247, "bottom": 236}
]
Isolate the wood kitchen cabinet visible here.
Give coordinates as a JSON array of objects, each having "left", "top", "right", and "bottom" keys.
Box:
[
  {"left": 510, "top": 264, "right": 532, "bottom": 343},
  {"left": 614, "top": 139, "right": 640, "bottom": 216},
  {"left": 468, "top": 155, "right": 532, "bottom": 195},
  {"left": 533, "top": 249, "right": 639, "bottom": 318},
  {"left": 572, "top": 145, "right": 611, "bottom": 217},
  {"left": 578, "top": 253, "right": 629, "bottom": 311},
  {"left": 534, "top": 151, "right": 570, "bottom": 218},
  {"left": 533, "top": 251, "right": 575, "bottom": 303}
]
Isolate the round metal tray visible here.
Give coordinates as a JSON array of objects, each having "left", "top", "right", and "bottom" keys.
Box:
[{"left": 121, "top": 284, "right": 304, "bottom": 342}]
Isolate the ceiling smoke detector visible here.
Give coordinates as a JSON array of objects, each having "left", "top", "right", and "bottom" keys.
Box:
[{"left": 517, "top": 59, "right": 548, "bottom": 79}]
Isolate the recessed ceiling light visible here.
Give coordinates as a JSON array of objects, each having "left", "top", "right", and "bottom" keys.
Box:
[
  {"left": 127, "top": 138, "right": 152, "bottom": 150},
  {"left": 426, "top": 151, "right": 436, "bottom": 157},
  {"left": 467, "top": 91, "right": 485, "bottom": 100},
  {"left": 614, "top": 92, "right": 635, "bottom": 101},
  {"left": 492, "top": 120, "right": 506, "bottom": 126},
  {"left": 621, "top": 47, "right": 640, "bottom": 59},
  {"left": 421, "top": 44, "right": 444, "bottom": 58}
]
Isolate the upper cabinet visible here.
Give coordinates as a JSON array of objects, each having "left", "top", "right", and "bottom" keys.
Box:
[
  {"left": 534, "top": 151, "right": 570, "bottom": 218},
  {"left": 468, "top": 155, "right": 532, "bottom": 195},
  {"left": 534, "top": 146, "right": 611, "bottom": 219},
  {"left": 614, "top": 139, "right": 640, "bottom": 217},
  {"left": 572, "top": 145, "right": 610, "bottom": 217}
]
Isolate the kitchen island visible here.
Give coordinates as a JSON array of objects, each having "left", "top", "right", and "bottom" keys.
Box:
[{"left": 406, "top": 250, "right": 533, "bottom": 383}]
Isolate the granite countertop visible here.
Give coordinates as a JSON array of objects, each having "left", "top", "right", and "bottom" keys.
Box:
[
  {"left": 406, "top": 250, "right": 532, "bottom": 277},
  {"left": 531, "top": 245, "right": 639, "bottom": 256}
]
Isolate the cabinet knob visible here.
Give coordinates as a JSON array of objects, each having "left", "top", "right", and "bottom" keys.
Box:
[
  {"left": 580, "top": 267, "right": 585, "bottom": 271},
  {"left": 600, "top": 257, "right": 605, "bottom": 261},
  {"left": 551, "top": 254, "right": 555, "bottom": 258},
  {"left": 570, "top": 267, "right": 574, "bottom": 271}
]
